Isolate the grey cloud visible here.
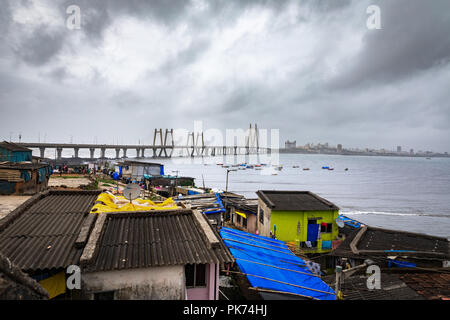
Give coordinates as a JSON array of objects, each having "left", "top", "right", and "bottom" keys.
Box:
[
  {"left": 329, "top": 0, "right": 450, "bottom": 89},
  {"left": 13, "top": 25, "right": 66, "bottom": 66}
]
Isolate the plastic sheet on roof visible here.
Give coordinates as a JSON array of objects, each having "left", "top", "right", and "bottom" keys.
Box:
[
  {"left": 90, "top": 192, "right": 178, "bottom": 214},
  {"left": 219, "top": 227, "right": 335, "bottom": 300}
]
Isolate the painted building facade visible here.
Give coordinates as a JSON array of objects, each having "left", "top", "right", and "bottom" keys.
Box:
[{"left": 256, "top": 191, "right": 340, "bottom": 254}]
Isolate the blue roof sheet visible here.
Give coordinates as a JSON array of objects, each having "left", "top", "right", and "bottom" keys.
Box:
[
  {"left": 219, "top": 227, "right": 335, "bottom": 300},
  {"left": 337, "top": 215, "right": 363, "bottom": 228}
]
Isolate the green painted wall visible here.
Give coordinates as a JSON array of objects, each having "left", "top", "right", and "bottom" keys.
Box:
[{"left": 270, "top": 210, "right": 339, "bottom": 253}]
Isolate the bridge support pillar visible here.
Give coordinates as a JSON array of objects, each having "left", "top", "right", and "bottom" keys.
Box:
[
  {"left": 115, "top": 148, "right": 120, "bottom": 159},
  {"left": 223, "top": 146, "right": 226, "bottom": 155},
  {"left": 74, "top": 148, "right": 79, "bottom": 158},
  {"left": 136, "top": 148, "right": 140, "bottom": 158},
  {"left": 141, "top": 148, "right": 145, "bottom": 158},
  {"left": 234, "top": 146, "right": 237, "bottom": 155},
  {"left": 39, "top": 147, "right": 45, "bottom": 158},
  {"left": 123, "top": 148, "right": 127, "bottom": 158},
  {"left": 89, "top": 148, "right": 95, "bottom": 159},
  {"left": 56, "top": 147, "right": 63, "bottom": 160},
  {"left": 100, "top": 148, "right": 106, "bottom": 159}
]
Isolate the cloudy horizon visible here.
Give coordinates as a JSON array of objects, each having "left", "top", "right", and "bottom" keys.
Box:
[{"left": 1, "top": 0, "right": 449, "bottom": 153}]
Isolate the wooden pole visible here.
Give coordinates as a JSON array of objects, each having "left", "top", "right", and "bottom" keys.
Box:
[{"left": 222, "top": 270, "right": 334, "bottom": 296}]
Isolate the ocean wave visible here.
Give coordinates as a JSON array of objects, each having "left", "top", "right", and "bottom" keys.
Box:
[{"left": 342, "top": 210, "right": 450, "bottom": 218}]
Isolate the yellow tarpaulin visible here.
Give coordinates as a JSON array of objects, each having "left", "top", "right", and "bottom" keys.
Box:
[
  {"left": 90, "top": 192, "right": 179, "bottom": 214},
  {"left": 39, "top": 271, "right": 66, "bottom": 299},
  {"left": 235, "top": 211, "right": 247, "bottom": 218}
]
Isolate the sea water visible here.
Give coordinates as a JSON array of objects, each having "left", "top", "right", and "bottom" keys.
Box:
[{"left": 148, "top": 153, "right": 450, "bottom": 237}]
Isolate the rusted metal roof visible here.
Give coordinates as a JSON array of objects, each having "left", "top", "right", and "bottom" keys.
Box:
[
  {"left": 399, "top": 273, "right": 450, "bottom": 300},
  {"left": 256, "top": 190, "right": 339, "bottom": 211},
  {"left": 0, "top": 190, "right": 100, "bottom": 272},
  {"left": 87, "top": 210, "right": 233, "bottom": 272}
]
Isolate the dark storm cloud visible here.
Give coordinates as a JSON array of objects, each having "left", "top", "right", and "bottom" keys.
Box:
[
  {"left": 13, "top": 25, "right": 66, "bottom": 66},
  {"left": 329, "top": 0, "right": 450, "bottom": 89},
  {"left": 1, "top": 0, "right": 450, "bottom": 153}
]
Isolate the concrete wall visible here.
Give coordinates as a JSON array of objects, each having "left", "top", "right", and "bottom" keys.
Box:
[
  {"left": 230, "top": 207, "right": 257, "bottom": 234},
  {"left": 186, "top": 263, "right": 218, "bottom": 300},
  {"left": 82, "top": 265, "right": 185, "bottom": 300},
  {"left": 256, "top": 198, "right": 272, "bottom": 237}
]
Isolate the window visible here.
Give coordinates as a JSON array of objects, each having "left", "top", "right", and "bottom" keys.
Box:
[
  {"left": 185, "top": 264, "right": 207, "bottom": 288},
  {"left": 297, "top": 221, "right": 301, "bottom": 235},
  {"left": 259, "top": 208, "right": 264, "bottom": 225},
  {"left": 94, "top": 291, "right": 115, "bottom": 300},
  {"left": 237, "top": 214, "right": 241, "bottom": 224},
  {"left": 243, "top": 217, "right": 247, "bottom": 228},
  {"left": 320, "top": 223, "right": 333, "bottom": 233}
]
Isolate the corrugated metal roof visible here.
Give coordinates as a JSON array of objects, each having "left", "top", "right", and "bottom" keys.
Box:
[
  {"left": 332, "top": 226, "right": 450, "bottom": 260},
  {"left": 0, "top": 190, "right": 100, "bottom": 272},
  {"left": 87, "top": 210, "right": 233, "bottom": 272},
  {"left": 323, "top": 273, "right": 424, "bottom": 300},
  {"left": 0, "top": 141, "right": 32, "bottom": 152},
  {"left": 256, "top": 190, "right": 339, "bottom": 211}
]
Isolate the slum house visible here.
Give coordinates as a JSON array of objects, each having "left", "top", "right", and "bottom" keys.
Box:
[
  {"left": 117, "top": 161, "right": 164, "bottom": 182},
  {"left": 0, "top": 141, "right": 33, "bottom": 163},
  {"left": 219, "top": 227, "right": 335, "bottom": 300},
  {"left": 0, "top": 141, "right": 52, "bottom": 195},
  {"left": 331, "top": 225, "right": 450, "bottom": 270},
  {"left": 256, "top": 191, "right": 340, "bottom": 254},
  {"left": 0, "top": 190, "right": 101, "bottom": 299},
  {"left": 0, "top": 162, "right": 51, "bottom": 195},
  {"left": 0, "top": 252, "right": 49, "bottom": 300},
  {"left": 222, "top": 196, "right": 259, "bottom": 234},
  {"left": 176, "top": 193, "right": 226, "bottom": 228},
  {"left": 80, "top": 209, "right": 233, "bottom": 300},
  {"left": 0, "top": 189, "right": 233, "bottom": 300}
]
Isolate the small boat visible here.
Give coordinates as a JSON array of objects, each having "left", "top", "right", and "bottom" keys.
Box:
[
  {"left": 345, "top": 168, "right": 349, "bottom": 171},
  {"left": 328, "top": 168, "right": 334, "bottom": 171},
  {"left": 293, "top": 165, "right": 300, "bottom": 168},
  {"left": 246, "top": 165, "right": 254, "bottom": 169},
  {"left": 217, "top": 163, "right": 223, "bottom": 166},
  {"left": 222, "top": 165, "right": 230, "bottom": 168},
  {"left": 303, "top": 168, "right": 310, "bottom": 171},
  {"left": 322, "top": 166, "right": 329, "bottom": 169}
]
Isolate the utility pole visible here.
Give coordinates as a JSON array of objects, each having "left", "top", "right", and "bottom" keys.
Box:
[{"left": 225, "top": 169, "right": 237, "bottom": 192}]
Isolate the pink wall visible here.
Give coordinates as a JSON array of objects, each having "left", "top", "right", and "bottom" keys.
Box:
[{"left": 186, "top": 264, "right": 219, "bottom": 300}]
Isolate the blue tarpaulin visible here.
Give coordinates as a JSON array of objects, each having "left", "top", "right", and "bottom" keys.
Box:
[
  {"left": 337, "top": 215, "right": 362, "bottom": 228},
  {"left": 307, "top": 224, "right": 320, "bottom": 241},
  {"left": 219, "top": 227, "right": 335, "bottom": 300}
]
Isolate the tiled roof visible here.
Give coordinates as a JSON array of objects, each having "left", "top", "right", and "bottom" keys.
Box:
[
  {"left": 86, "top": 210, "right": 233, "bottom": 272},
  {"left": 322, "top": 273, "right": 424, "bottom": 300},
  {"left": 256, "top": 190, "right": 339, "bottom": 211},
  {"left": 0, "top": 190, "right": 100, "bottom": 272},
  {"left": 399, "top": 273, "right": 450, "bottom": 300}
]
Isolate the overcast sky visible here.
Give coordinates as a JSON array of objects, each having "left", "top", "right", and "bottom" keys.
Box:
[{"left": 1, "top": 0, "right": 449, "bottom": 153}]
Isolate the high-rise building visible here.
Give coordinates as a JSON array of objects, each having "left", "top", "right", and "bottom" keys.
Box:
[
  {"left": 285, "top": 140, "right": 296, "bottom": 149},
  {"left": 337, "top": 144, "right": 342, "bottom": 153},
  {"left": 397, "top": 146, "right": 402, "bottom": 153}
]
